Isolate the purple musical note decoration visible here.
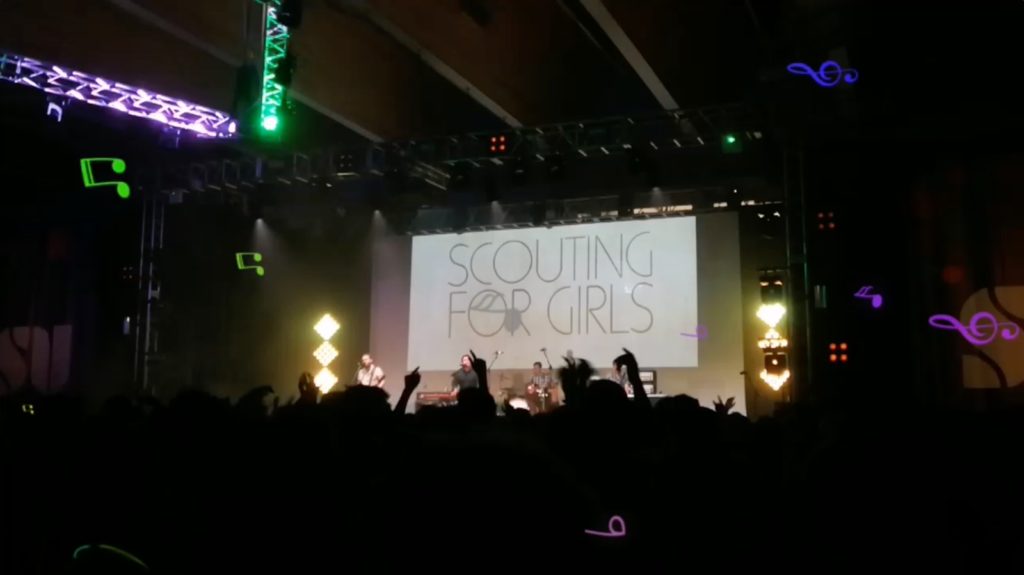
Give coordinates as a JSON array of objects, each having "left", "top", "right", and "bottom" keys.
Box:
[
  {"left": 681, "top": 325, "right": 709, "bottom": 340},
  {"left": 787, "top": 60, "right": 859, "bottom": 88},
  {"left": 854, "top": 286, "right": 883, "bottom": 309},
  {"left": 584, "top": 515, "right": 627, "bottom": 538},
  {"left": 928, "top": 312, "right": 1021, "bottom": 346}
]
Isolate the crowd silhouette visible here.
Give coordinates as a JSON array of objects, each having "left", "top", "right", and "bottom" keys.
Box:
[{"left": 2, "top": 348, "right": 1022, "bottom": 574}]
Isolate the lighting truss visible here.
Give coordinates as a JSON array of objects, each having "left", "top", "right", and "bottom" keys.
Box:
[
  {"left": 0, "top": 52, "right": 237, "bottom": 138},
  {"left": 259, "top": 2, "right": 290, "bottom": 132}
]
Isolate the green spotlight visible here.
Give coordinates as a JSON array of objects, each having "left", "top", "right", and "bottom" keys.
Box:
[
  {"left": 261, "top": 115, "right": 279, "bottom": 132},
  {"left": 721, "top": 133, "right": 743, "bottom": 154}
]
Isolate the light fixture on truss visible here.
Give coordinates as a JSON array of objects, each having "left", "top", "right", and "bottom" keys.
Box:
[
  {"left": 0, "top": 52, "right": 237, "bottom": 138},
  {"left": 258, "top": 1, "right": 291, "bottom": 134}
]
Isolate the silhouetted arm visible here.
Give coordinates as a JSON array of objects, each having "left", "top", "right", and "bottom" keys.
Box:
[
  {"left": 394, "top": 368, "right": 420, "bottom": 414},
  {"left": 617, "top": 349, "right": 651, "bottom": 410}
]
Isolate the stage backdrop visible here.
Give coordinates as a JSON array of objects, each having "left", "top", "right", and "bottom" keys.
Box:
[
  {"left": 409, "top": 218, "right": 698, "bottom": 371},
  {"left": 371, "top": 213, "right": 745, "bottom": 414}
]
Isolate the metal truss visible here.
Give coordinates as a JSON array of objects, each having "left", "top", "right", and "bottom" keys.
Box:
[
  {"left": 374, "top": 102, "right": 758, "bottom": 166},
  {"left": 0, "top": 52, "right": 237, "bottom": 138},
  {"left": 259, "top": 1, "right": 291, "bottom": 131},
  {"left": 162, "top": 102, "right": 758, "bottom": 195}
]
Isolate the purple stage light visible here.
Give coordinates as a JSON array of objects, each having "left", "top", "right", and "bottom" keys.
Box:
[{"left": 0, "top": 52, "right": 237, "bottom": 138}]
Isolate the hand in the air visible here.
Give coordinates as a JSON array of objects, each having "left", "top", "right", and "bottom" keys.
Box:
[
  {"left": 468, "top": 350, "right": 487, "bottom": 375},
  {"left": 404, "top": 367, "right": 421, "bottom": 392},
  {"left": 713, "top": 395, "right": 736, "bottom": 414},
  {"left": 468, "top": 350, "right": 489, "bottom": 391},
  {"left": 614, "top": 348, "right": 639, "bottom": 371},
  {"left": 616, "top": 348, "right": 641, "bottom": 383}
]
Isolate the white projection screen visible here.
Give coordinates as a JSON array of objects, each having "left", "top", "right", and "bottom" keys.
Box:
[
  {"left": 408, "top": 219, "right": 698, "bottom": 370},
  {"left": 370, "top": 213, "right": 745, "bottom": 414}
]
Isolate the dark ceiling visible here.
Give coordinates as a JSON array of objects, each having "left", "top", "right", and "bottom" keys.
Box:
[{"left": 2, "top": 0, "right": 1023, "bottom": 149}]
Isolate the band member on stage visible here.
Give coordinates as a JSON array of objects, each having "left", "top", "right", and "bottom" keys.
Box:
[
  {"left": 355, "top": 354, "right": 386, "bottom": 388},
  {"left": 526, "top": 361, "right": 562, "bottom": 412},
  {"left": 528, "top": 361, "right": 551, "bottom": 390},
  {"left": 450, "top": 354, "right": 479, "bottom": 397}
]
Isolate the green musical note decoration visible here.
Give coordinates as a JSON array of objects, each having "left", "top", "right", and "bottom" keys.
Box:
[
  {"left": 80, "top": 157, "right": 130, "bottom": 199},
  {"left": 236, "top": 252, "right": 265, "bottom": 276}
]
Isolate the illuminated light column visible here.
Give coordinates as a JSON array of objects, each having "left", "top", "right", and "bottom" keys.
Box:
[
  {"left": 258, "top": 2, "right": 290, "bottom": 134},
  {"left": 758, "top": 271, "right": 790, "bottom": 391},
  {"left": 313, "top": 314, "right": 340, "bottom": 393}
]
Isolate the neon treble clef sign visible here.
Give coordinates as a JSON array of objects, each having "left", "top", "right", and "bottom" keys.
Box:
[
  {"left": 928, "top": 312, "right": 1021, "bottom": 346},
  {"left": 787, "top": 60, "right": 859, "bottom": 88}
]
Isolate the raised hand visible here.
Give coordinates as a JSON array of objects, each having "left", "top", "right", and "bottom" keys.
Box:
[
  {"left": 713, "top": 395, "right": 736, "bottom": 414},
  {"left": 404, "top": 367, "right": 421, "bottom": 392},
  {"left": 469, "top": 349, "right": 489, "bottom": 392},
  {"left": 558, "top": 356, "right": 592, "bottom": 407},
  {"left": 469, "top": 350, "right": 487, "bottom": 374},
  {"left": 615, "top": 348, "right": 649, "bottom": 407},
  {"left": 394, "top": 367, "right": 422, "bottom": 414},
  {"left": 576, "top": 358, "right": 593, "bottom": 384},
  {"left": 614, "top": 348, "right": 639, "bottom": 371}
]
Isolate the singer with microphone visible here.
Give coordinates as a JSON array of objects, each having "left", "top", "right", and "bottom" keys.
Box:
[
  {"left": 450, "top": 354, "right": 480, "bottom": 398},
  {"left": 355, "top": 353, "right": 386, "bottom": 388}
]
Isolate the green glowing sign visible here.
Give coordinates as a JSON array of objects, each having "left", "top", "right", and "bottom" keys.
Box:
[
  {"left": 236, "top": 252, "right": 265, "bottom": 276},
  {"left": 80, "top": 157, "right": 130, "bottom": 199}
]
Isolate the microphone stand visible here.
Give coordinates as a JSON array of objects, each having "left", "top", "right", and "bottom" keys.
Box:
[
  {"left": 488, "top": 351, "right": 502, "bottom": 373},
  {"left": 540, "top": 348, "right": 553, "bottom": 371},
  {"left": 539, "top": 348, "right": 554, "bottom": 411}
]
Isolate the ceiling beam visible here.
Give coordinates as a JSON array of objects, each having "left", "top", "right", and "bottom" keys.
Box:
[
  {"left": 357, "top": 9, "right": 522, "bottom": 128},
  {"left": 578, "top": 0, "right": 678, "bottom": 110}
]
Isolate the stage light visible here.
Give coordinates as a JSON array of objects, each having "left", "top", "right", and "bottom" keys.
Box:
[
  {"left": 757, "top": 328, "right": 788, "bottom": 349},
  {"left": 335, "top": 152, "right": 358, "bottom": 176},
  {"left": 313, "top": 367, "right": 338, "bottom": 393},
  {"left": 489, "top": 135, "right": 507, "bottom": 154},
  {"left": 313, "top": 341, "right": 339, "bottom": 366},
  {"left": 314, "top": 314, "right": 340, "bottom": 340},
  {"left": 0, "top": 52, "right": 236, "bottom": 138},
  {"left": 760, "top": 370, "right": 790, "bottom": 391},
  {"left": 817, "top": 211, "right": 836, "bottom": 231},
  {"left": 757, "top": 303, "right": 786, "bottom": 328},
  {"left": 258, "top": 3, "right": 291, "bottom": 138},
  {"left": 721, "top": 133, "right": 743, "bottom": 154},
  {"left": 759, "top": 273, "right": 784, "bottom": 303},
  {"left": 828, "top": 342, "right": 849, "bottom": 363},
  {"left": 760, "top": 350, "right": 790, "bottom": 390}
]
